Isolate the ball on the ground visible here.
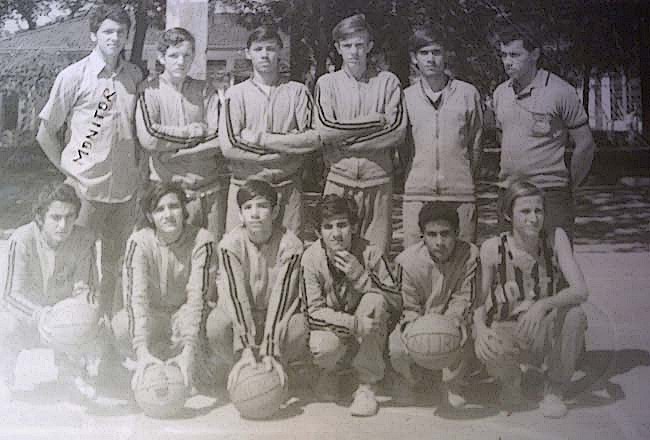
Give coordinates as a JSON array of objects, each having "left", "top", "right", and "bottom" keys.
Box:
[
  {"left": 404, "top": 314, "right": 462, "bottom": 370},
  {"left": 229, "top": 363, "right": 287, "bottom": 419},
  {"left": 38, "top": 296, "right": 101, "bottom": 354},
  {"left": 134, "top": 363, "right": 187, "bottom": 418}
]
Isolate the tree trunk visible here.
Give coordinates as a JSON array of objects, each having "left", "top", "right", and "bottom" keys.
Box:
[
  {"left": 25, "top": 16, "right": 37, "bottom": 30},
  {"left": 314, "top": 0, "right": 328, "bottom": 81},
  {"left": 289, "top": 0, "right": 305, "bottom": 82},
  {"left": 129, "top": 3, "right": 149, "bottom": 70},
  {"left": 639, "top": 1, "right": 650, "bottom": 139}
]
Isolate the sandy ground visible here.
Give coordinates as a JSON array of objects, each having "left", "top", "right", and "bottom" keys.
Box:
[{"left": 0, "top": 185, "right": 648, "bottom": 440}]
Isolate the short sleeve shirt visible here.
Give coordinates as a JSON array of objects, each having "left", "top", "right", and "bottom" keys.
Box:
[
  {"left": 39, "top": 49, "right": 143, "bottom": 202},
  {"left": 493, "top": 69, "right": 588, "bottom": 188}
]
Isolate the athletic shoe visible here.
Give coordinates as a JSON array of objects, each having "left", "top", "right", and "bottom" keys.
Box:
[
  {"left": 314, "top": 371, "right": 340, "bottom": 402},
  {"left": 442, "top": 382, "right": 467, "bottom": 409},
  {"left": 540, "top": 392, "right": 568, "bottom": 418},
  {"left": 350, "top": 384, "right": 378, "bottom": 417},
  {"left": 58, "top": 355, "right": 97, "bottom": 401},
  {"left": 74, "top": 375, "right": 97, "bottom": 400}
]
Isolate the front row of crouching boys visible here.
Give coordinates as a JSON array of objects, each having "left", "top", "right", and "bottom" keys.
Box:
[{"left": 1, "top": 178, "right": 589, "bottom": 419}]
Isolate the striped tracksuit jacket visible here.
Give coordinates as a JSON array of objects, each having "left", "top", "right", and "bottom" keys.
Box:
[
  {"left": 135, "top": 75, "right": 226, "bottom": 192},
  {"left": 313, "top": 68, "right": 407, "bottom": 188},
  {"left": 301, "top": 237, "right": 402, "bottom": 337},
  {"left": 217, "top": 225, "right": 303, "bottom": 358},
  {"left": 122, "top": 225, "right": 217, "bottom": 352}
]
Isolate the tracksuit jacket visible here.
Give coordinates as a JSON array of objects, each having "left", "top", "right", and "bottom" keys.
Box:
[
  {"left": 403, "top": 77, "right": 483, "bottom": 202},
  {"left": 395, "top": 240, "right": 479, "bottom": 328},
  {"left": 217, "top": 225, "right": 303, "bottom": 358},
  {"left": 301, "top": 237, "right": 402, "bottom": 337},
  {"left": 123, "top": 225, "right": 217, "bottom": 352}
]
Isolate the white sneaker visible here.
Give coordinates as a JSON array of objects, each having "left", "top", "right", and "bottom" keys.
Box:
[
  {"left": 443, "top": 383, "right": 467, "bottom": 409},
  {"left": 71, "top": 375, "right": 97, "bottom": 401},
  {"left": 350, "top": 384, "right": 378, "bottom": 417},
  {"left": 540, "top": 393, "right": 568, "bottom": 418}
]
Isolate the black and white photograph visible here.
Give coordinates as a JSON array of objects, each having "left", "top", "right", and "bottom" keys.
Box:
[{"left": 0, "top": 0, "right": 648, "bottom": 438}]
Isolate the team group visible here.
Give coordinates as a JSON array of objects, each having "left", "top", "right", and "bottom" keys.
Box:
[{"left": 1, "top": 2, "right": 596, "bottom": 420}]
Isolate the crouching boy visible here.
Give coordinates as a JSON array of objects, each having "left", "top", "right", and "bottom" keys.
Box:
[
  {"left": 1, "top": 183, "right": 100, "bottom": 402},
  {"left": 111, "top": 182, "right": 217, "bottom": 393},
  {"left": 389, "top": 202, "right": 479, "bottom": 408},
  {"left": 301, "top": 194, "right": 401, "bottom": 417},
  {"left": 473, "top": 180, "right": 588, "bottom": 418},
  {"left": 206, "top": 179, "right": 308, "bottom": 395}
]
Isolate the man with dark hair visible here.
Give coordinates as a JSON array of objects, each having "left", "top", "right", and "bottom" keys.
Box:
[
  {"left": 402, "top": 26, "right": 483, "bottom": 247},
  {"left": 37, "top": 3, "right": 144, "bottom": 316},
  {"left": 1, "top": 183, "right": 99, "bottom": 403},
  {"left": 389, "top": 201, "right": 479, "bottom": 408},
  {"left": 301, "top": 194, "right": 401, "bottom": 417},
  {"left": 493, "top": 23, "right": 595, "bottom": 242},
  {"left": 136, "top": 27, "right": 228, "bottom": 243},
  {"left": 314, "top": 14, "right": 407, "bottom": 255},
  {"left": 111, "top": 181, "right": 217, "bottom": 394},
  {"left": 219, "top": 25, "right": 320, "bottom": 237},
  {"left": 206, "top": 178, "right": 307, "bottom": 396}
]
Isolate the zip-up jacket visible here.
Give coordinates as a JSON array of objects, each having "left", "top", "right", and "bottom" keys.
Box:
[
  {"left": 403, "top": 78, "right": 483, "bottom": 202},
  {"left": 123, "top": 225, "right": 216, "bottom": 352},
  {"left": 218, "top": 225, "right": 303, "bottom": 358},
  {"left": 301, "top": 237, "right": 401, "bottom": 337},
  {"left": 218, "top": 79, "right": 319, "bottom": 186},
  {"left": 395, "top": 240, "right": 479, "bottom": 328},
  {"left": 135, "top": 76, "right": 226, "bottom": 192},
  {"left": 314, "top": 68, "right": 407, "bottom": 188}
]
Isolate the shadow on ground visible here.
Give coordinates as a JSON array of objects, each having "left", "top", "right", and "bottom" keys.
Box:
[{"left": 574, "top": 188, "right": 650, "bottom": 252}]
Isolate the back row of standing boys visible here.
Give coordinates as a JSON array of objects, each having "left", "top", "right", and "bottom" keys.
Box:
[{"left": 2, "top": 4, "right": 594, "bottom": 419}]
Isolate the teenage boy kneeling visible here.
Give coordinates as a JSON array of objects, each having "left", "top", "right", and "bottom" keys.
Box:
[{"left": 301, "top": 194, "right": 401, "bottom": 417}]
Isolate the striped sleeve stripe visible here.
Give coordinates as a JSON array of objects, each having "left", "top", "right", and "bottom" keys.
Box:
[
  {"left": 468, "top": 258, "right": 478, "bottom": 311},
  {"left": 223, "top": 98, "right": 268, "bottom": 155},
  {"left": 3, "top": 240, "right": 33, "bottom": 316},
  {"left": 221, "top": 249, "right": 251, "bottom": 346},
  {"left": 88, "top": 243, "right": 98, "bottom": 305},
  {"left": 299, "top": 267, "right": 309, "bottom": 313},
  {"left": 305, "top": 91, "right": 314, "bottom": 128},
  {"left": 369, "top": 272, "right": 400, "bottom": 296},
  {"left": 266, "top": 254, "right": 300, "bottom": 355},
  {"left": 2, "top": 241, "right": 14, "bottom": 301},
  {"left": 199, "top": 242, "right": 214, "bottom": 339},
  {"left": 138, "top": 93, "right": 207, "bottom": 144},
  {"left": 124, "top": 240, "right": 137, "bottom": 338},
  {"left": 202, "top": 129, "right": 219, "bottom": 142},
  {"left": 307, "top": 316, "right": 353, "bottom": 336},
  {"left": 381, "top": 256, "right": 397, "bottom": 284},
  {"left": 395, "top": 264, "right": 403, "bottom": 291},
  {"left": 315, "top": 89, "right": 384, "bottom": 131},
  {"left": 345, "top": 94, "right": 405, "bottom": 143}
]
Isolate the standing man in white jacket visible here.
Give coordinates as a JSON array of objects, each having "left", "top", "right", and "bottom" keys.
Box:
[{"left": 402, "top": 26, "right": 483, "bottom": 247}]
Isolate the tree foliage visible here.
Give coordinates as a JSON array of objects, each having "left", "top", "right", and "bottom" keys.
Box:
[
  {"left": 0, "top": 0, "right": 642, "bottom": 116},
  {"left": 219, "top": 0, "right": 640, "bottom": 100},
  {"left": 0, "top": 0, "right": 51, "bottom": 30}
]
